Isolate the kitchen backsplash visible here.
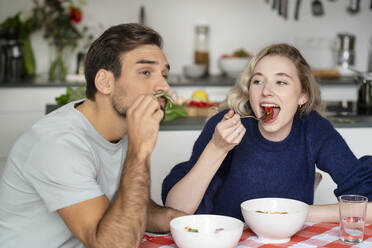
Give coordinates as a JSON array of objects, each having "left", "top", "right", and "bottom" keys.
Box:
[{"left": 1, "top": 0, "right": 371, "bottom": 75}]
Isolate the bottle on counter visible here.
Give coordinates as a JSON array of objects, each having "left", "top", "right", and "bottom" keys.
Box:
[
  {"left": 194, "top": 25, "right": 210, "bottom": 77},
  {"left": 368, "top": 37, "right": 372, "bottom": 72}
]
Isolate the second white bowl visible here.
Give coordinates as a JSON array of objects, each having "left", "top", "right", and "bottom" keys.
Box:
[{"left": 241, "top": 198, "right": 309, "bottom": 244}]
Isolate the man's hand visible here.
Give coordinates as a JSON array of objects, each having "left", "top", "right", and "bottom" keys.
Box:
[
  {"left": 210, "top": 109, "right": 246, "bottom": 153},
  {"left": 126, "top": 95, "right": 164, "bottom": 160},
  {"left": 146, "top": 200, "right": 188, "bottom": 233}
]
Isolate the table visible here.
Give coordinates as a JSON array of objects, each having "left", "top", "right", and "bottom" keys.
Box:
[{"left": 140, "top": 222, "right": 372, "bottom": 248}]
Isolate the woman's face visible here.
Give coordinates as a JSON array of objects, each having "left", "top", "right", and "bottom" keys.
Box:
[{"left": 248, "top": 55, "right": 308, "bottom": 141}]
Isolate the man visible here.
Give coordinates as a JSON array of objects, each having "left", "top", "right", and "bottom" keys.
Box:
[{"left": 0, "top": 23, "right": 184, "bottom": 248}]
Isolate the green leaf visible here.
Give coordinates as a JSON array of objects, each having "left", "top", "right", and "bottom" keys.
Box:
[
  {"left": 163, "top": 104, "right": 187, "bottom": 122},
  {"left": 55, "top": 87, "right": 85, "bottom": 106}
]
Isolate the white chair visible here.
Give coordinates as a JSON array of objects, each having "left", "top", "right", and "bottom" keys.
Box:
[{"left": 314, "top": 171, "right": 322, "bottom": 192}]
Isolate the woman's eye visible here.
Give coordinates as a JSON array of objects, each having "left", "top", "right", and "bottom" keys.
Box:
[
  {"left": 252, "top": 79, "right": 262, "bottom": 85},
  {"left": 277, "top": 80, "right": 287, "bottom": 85}
]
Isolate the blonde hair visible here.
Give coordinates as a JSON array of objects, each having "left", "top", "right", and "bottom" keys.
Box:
[{"left": 219, "top": 43, "right": 324, "bottom": 116}]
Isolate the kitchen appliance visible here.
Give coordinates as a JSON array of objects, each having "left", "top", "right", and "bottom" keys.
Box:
[
  {"left": 356, "top": 73, "right": 372, "bottom": 115},
  {"left": 335, "top": 33, "right": 355, "bottom": 69},
  {"left": 368, "top": 37, "right": 372, "bottom": 72},
  {"left": 0, "top": 39, "right": 5, "bottom": 82},
  {"left": 0, "top": 28, "right": 24, "bottom": 81}
]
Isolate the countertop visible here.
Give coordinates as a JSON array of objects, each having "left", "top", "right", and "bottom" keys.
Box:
[
  {"left": 0, "top": 74, "right": 357, "bottom": 88},
  {"left": 160, "top": 115, "right": 372, "bottom": 130},
  {"left": 4, "top": 74, "right": 370, "bottom": 129}
]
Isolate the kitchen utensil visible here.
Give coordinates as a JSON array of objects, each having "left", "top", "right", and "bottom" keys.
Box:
[
  {"left": 335, "top": 33, "right": 355, "bottom": 69},
  {"left": 183, "top": 64, "right": 206, "bottom": 79},
  {"left": 312, "top": 0, "right": 324, "bottom": 16},
  {"left": 219, "top": 57, "right": 250, "bottom": 78},
  {"left": 338, "top": 195, "right": 367, "bottom": 244},
  {"left": 272, "top": 0, "right": 277, "bottom": 10},
  {"left": 368, "top": 37, "right": 372, "bottom": 72},
  {"left": 278, "top": 0, "right": 282, "bottom": 15},
  {"left": 170, "top": 215, "right": 243, "bottom": 248},
  {"left": 241, "top": 198, "right": 309, "bottom": 244},
  {"left": 240, "top": 109, "right": 273, "bottom": 121},
  {"left": 282, "top": 0, "right": 288, "bottom": 19},
  {"left": 139, "top": 5, "right": 145, "bottom": 25},
  {"left": 294, "top": 0, "right": 302, "bottom": 20},
  {"left": 347, "top": 0, "right": 360, "bottom": 14},
  {"left": 356, "top": 73, "right": 372, "bottom": 115}
]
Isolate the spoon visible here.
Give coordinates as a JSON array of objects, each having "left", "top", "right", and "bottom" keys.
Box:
[{"left": 240, "top": 109, "right": 274, "bottom": 121}]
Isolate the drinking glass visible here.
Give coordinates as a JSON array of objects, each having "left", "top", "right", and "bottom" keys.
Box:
[{"left": 338, "top": 194, "right": 368, "bottom": 244}]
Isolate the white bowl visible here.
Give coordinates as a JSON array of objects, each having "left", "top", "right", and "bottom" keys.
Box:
[
  {"left": 219, "top": 57, "right": 250, "bottom": 78},
  {"left": 241, "top": 198, "right": 309, "bottom": 244},
  {"left": 183, "top": 64, "right": 206, "bottom": 78},
  {"left": 170, "top": 214, "right": 244, "bottom": 248}
]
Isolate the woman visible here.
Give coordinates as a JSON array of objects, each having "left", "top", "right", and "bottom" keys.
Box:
[{"left": 162, "top": 44, "right": 372, "bottom": 222}]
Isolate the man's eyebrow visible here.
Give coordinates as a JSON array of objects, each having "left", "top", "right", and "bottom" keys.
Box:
[
  {"left": 136, "top": 59, "right": 156, "bottom": 65},
  {"left": 136, "top": 60, "right": 170, "bottom": 70}
]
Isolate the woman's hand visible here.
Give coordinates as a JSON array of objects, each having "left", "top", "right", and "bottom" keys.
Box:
[{"left": 210, "top": 109, "right": 246, "bottom": 153}]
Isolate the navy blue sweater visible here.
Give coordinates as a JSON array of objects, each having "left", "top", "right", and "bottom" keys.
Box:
[{"left": 162, "top": 110, "right": 372, "bottom": 221}]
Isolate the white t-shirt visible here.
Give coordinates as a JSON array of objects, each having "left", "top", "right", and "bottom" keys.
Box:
[{"left": 0, "top": 101, "right": 128, "bottom": 248}]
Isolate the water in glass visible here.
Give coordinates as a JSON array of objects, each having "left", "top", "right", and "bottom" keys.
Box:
[{"left": 339, "top": 216, "right": 365, "bottom": 243}]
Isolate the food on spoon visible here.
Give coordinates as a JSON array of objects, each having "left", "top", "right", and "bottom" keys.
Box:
[
  {"left": 263, "top": 106, "right": 274, "bottom": 121},
  {"left": 184, "top": 226, "right": 199, "bottom": 233},
  {"left": 255, "top": 210, "right": 288, "bottom": 214}
]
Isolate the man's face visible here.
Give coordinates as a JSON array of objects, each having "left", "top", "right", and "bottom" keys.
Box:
[{"left": 111, "top": 44, "right": 170, "bottom": 117}]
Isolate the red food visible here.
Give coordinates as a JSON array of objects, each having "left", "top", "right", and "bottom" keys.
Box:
[
  {"left": 187, "top": 100, "right": 218, "bottom": 108},
  {"left": 264, "top": 106, "right": 273, "bottom": 115}
]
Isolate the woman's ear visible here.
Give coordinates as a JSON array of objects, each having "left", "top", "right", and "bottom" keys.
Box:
[
  {"left": 299, "top": 92, "right": 309, "bottom": 106},
  {"left": 94, "top": 69, "right": 114, "bottom": 95}
]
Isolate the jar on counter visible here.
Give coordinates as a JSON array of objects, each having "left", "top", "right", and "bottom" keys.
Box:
[
  {"left": 194, "top": 25, "right": 210, "bottom": 77},
  {"left": 368, "top": 37, "right": 372, "bottom": 72}
]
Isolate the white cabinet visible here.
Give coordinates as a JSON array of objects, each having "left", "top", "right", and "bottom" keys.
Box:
[{"left": 0, "top": 88, "right": 66, "bottom": 175}]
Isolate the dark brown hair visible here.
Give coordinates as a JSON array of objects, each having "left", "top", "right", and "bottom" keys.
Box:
[{"left": 84, "top": 23, "right": 163, "bottom": 100}]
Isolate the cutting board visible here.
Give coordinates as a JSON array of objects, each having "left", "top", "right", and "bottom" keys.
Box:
[
  {"left": 312, "top": 69, "right": 340, "bottom": 78},
  {"left": 183, "top": 105, "right": 218, "bottom": 117}
]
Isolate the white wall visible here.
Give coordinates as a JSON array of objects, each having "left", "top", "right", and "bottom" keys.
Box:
[{"left": 1, "top": 0, "right": 372, "bottom": 75}]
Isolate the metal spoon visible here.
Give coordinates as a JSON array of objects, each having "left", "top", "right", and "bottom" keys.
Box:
[{"left": 240, "top": 110, "right": 274, "bottom": 121}]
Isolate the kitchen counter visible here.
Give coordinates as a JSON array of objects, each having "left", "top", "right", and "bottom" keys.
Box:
[
  {"left": 0, "top": 74, "right": 357, "bottom": 88},
  {"left": 161, "top": 114, "right": 372, "bottom": 130}
]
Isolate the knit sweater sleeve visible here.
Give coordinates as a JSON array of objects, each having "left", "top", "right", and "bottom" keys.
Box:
[
  {"left": 309, "top": 113, "right": 372, "bottom": 200},
  {"left": 161, "top": 110, "right": 232, "bottom": 213}
]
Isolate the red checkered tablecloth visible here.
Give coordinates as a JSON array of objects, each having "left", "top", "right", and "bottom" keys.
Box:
[{"left": 140, "top": 222, "right": 372, "bottom": 248}]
